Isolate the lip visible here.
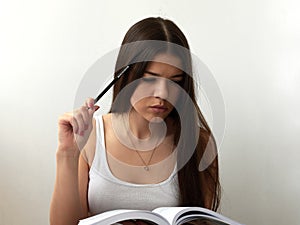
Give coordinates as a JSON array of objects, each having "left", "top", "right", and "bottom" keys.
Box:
[{"left": 149, "top": 105, "right": 168, "bottom": 113}]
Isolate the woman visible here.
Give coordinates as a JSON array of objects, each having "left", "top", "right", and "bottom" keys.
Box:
[{"left": 50, "top": 17, "right": 221, "bottom": 225}]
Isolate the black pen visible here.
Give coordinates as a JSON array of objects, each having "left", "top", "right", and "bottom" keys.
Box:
[{"left": 94, "top": 65, "right": 130, "bottom": 104}]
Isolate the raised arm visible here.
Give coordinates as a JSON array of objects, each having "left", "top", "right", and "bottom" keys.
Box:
[{"left": 50, "top": 98, "right": 98, "bottom": 225}]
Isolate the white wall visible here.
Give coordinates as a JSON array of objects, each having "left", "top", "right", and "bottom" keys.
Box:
[{"left": 1, "top": 1, "right": 299, "bottom": 224}]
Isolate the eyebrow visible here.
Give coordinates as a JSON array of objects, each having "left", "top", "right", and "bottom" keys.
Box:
[{"left": 144, "top": 70, "right": 184, "bottom": 79}]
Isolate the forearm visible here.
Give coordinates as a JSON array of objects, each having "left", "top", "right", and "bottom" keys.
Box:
[{"left": 50, "top": 149, "right": 85, "bottom": 225}]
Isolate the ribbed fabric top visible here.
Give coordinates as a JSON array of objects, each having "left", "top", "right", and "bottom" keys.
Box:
[{"left": 88, "top": 115, "right": 180, "bottom": 215}]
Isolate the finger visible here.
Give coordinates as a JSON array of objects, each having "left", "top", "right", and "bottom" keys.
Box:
[
  {"left": 84, "top": 98, "right": 98, "bottom": 116},
  {"left": 80, "top": 106, "right": 90, "bottom": 130},
  {"left": 58, "top": 113, "right": 73, "bottom": 133},
  {"left": 88, "top": 105, "right": 100, "bottom": 115},
  {"left": 70, "top": 115, "right": 79, "bottom": 134},
  {"left": 74, "top": 111, "right": 85, "bottom": 136},
  {"left": 85, "top": 97, "right": 95, "bottom": 109}
]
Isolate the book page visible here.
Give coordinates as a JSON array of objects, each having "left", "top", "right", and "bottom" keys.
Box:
[
  {"left": 152, "top": 207, "right": 244, "bottom": 225},
  {"left": 153, "top": 207, "right": 188, "bottom": 224},
  {"left": 78, "top": 209, "right": 169, "bottom": 225},
  {"left": 176, "top": 214, "right": 230, "bottom": 225}
]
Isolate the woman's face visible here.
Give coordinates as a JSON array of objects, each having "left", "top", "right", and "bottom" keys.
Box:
[{"left": 130, "top": 53, "right": 184, "bottom": 122}]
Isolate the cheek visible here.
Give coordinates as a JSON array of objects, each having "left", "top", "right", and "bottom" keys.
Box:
[
  {"left": 130, "top": 83, "right": 153, "bottom": 106},
  {"left": 166, "top": 84, "right": 181, "bottom": 106}
]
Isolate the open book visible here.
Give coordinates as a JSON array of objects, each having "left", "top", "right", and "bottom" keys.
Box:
[{"left": 78, "top": 207, "right": 244, "bottom": 225}]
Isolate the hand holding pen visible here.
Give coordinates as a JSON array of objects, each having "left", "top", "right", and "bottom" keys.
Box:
[{"left": 57, "top": 66, "right": 130, "bottom": 153}]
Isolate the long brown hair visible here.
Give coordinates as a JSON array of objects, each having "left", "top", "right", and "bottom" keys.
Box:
[{"left": 110, "top": 17, "right": 221, "bottom": 211}]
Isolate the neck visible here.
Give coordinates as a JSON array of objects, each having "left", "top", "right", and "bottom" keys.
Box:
[
  {"left": 126, "top": 110, "right": 172, "bottom": 149},
  {"left": 128, "top": 109, "right": 151, "bottom": 139}
]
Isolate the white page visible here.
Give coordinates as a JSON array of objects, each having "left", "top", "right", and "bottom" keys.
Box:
[
  {"left": 78, "top": 209, "right": 169, "bottom": 225},
  {"left": 153, "top": 207, "right": 244, "bottom": 225}
]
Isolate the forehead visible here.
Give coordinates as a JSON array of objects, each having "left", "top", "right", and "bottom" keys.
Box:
[{"left": 146, "top": 53, "right": 183, "bottom": 77}]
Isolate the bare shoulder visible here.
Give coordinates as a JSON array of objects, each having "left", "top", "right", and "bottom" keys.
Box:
[
  {"left": 102, "top": 113, "right": 113, "bottom": 134},
  {"left": 102, "top": 113, "right": 112, "bottom": 125}
]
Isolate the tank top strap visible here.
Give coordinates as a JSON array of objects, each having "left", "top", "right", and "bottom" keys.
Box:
[{"left": 91, "top": 115, "right": 111, "bottom": 177}]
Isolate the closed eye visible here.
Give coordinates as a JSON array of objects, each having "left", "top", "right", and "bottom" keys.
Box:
[
  {"left": 172, "top": 79, "right": 184, "bottom": 85},
  {"left": 142, "top": 71, "right": 185, "bottom": 85},
  {"left": 141, "top": 76, "right": 157, "bottom": 83}
]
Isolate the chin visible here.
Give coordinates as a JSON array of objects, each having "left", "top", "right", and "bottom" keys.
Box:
[
  {"left": 146, "top": 113, "right": 170, "bottom": 123},
  {"left": 148, "top": 116, "right": 165, "bottom": 123}
]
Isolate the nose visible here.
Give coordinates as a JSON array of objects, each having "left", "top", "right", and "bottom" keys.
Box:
[{"left": 153, "top": 78, "right": 169, "bottom": 100}]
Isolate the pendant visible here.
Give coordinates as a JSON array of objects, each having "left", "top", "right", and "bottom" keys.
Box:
[{"left": 144, "top": 166, "right": 150, "bottom": 171}]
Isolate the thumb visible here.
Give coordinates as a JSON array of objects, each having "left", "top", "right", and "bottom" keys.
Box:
[{"left": 88, "top": 105, "right": 100, "bottom": 116}]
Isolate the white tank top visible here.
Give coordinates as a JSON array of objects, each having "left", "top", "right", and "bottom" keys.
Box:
[{"left": 88, "top": 115, "right": 180, "bottom": 215}]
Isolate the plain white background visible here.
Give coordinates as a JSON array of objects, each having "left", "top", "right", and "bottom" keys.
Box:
[{"left": 1, "top": 0, "right": 299, "bottom": 224}]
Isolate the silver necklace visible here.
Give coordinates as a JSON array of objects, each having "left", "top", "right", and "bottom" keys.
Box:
[
  {"left": 135, "top": 146, "right": 157, "bottom": 171},
  {"left": 127, "top": 134, "right": 158, "bottom": 171},
  {"left": 120, "top": 113, "right": 161, "bottom": 171}
]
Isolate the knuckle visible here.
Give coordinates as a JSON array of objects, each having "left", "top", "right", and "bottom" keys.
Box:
[{"left": 80, "top": 106, "right": 87, "bottom": 111}]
